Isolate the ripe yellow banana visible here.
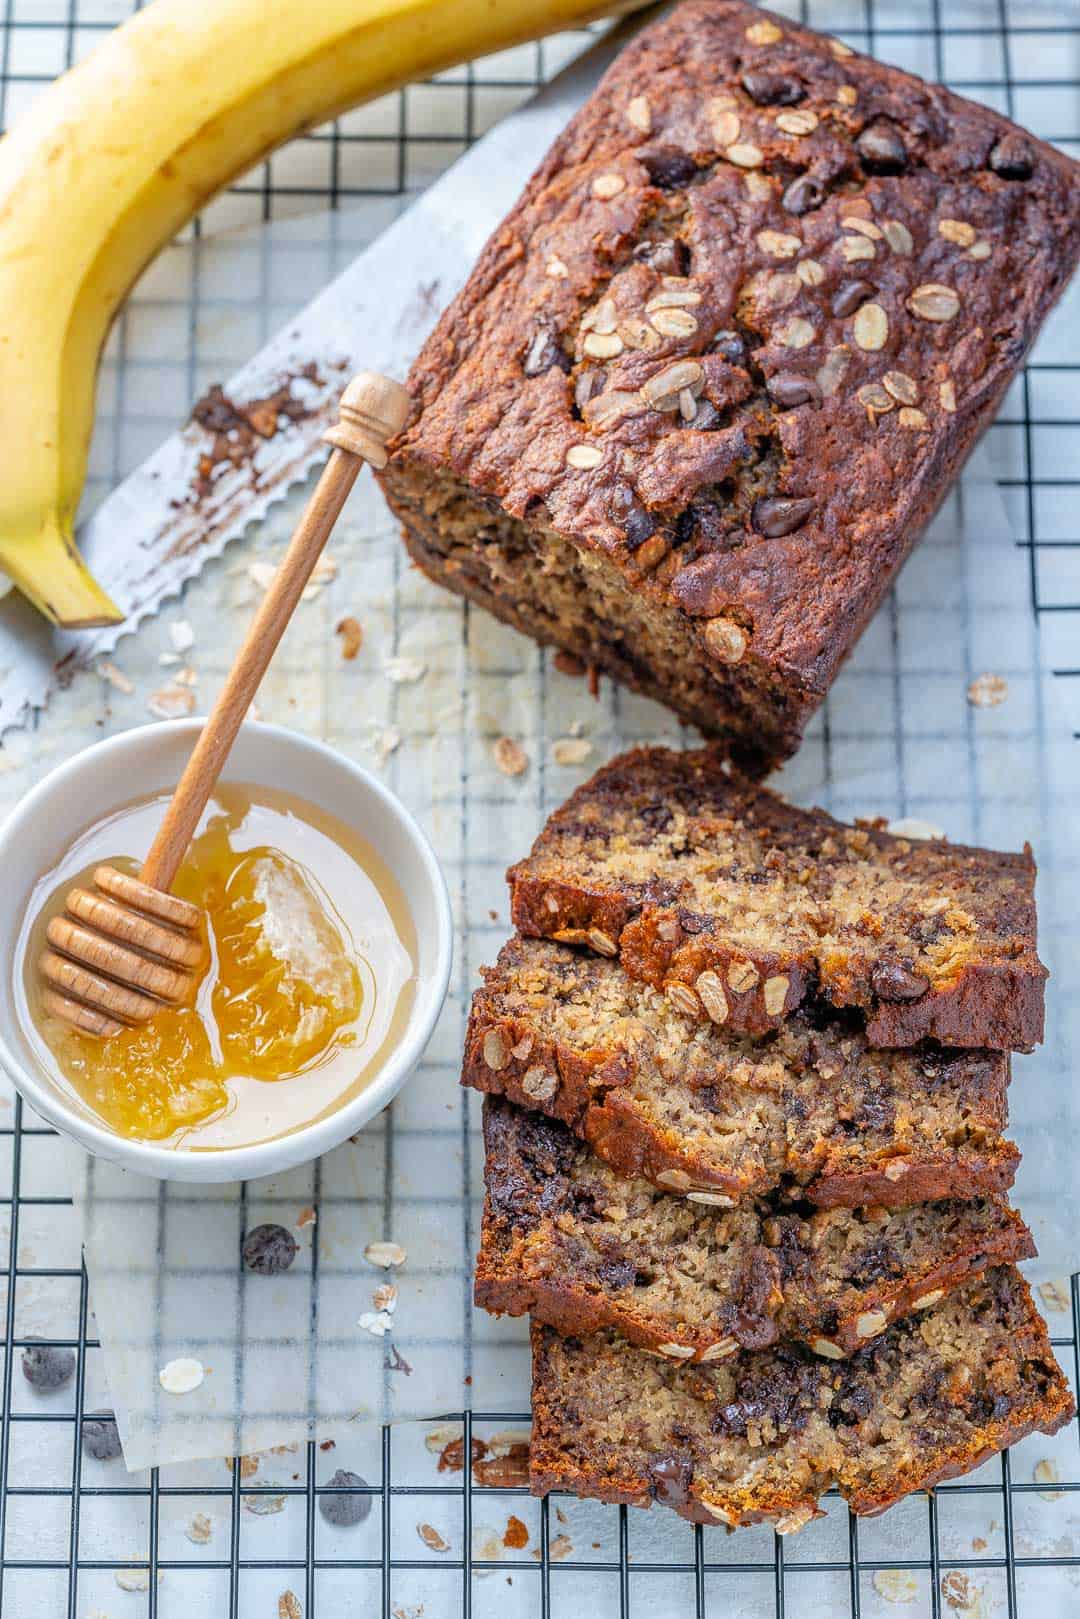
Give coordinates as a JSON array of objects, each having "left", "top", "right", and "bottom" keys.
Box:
[{"left": 0, "top": 0, "right": 645, "bottom": 628}]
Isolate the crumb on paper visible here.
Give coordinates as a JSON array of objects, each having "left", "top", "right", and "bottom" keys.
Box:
[
  {"left": 296, "top": 1207, "right": 317, "bottom": 1229},
  {"left": 1039, "top": 1280, "right": 1070, "bottom": 1313},
  {"left": 473, "top": 1443, "right": 530, "bottom": 1488},
  {"left": 437, "top": 1433, "right": 486, "bottom": 1473},
  {"left": 244, "top": 1493, "right": 286, "bottom": 1515},
  {"left": 336, "top": 616, "right": 363, "bottom": 660},
  {"left": 185, "top": 1512, "right": 213, "bottom": 1544},
  {"left": 967, "top": 672, "right": 1008, "bottom": 709},
  {"left": 115, "top": 1569, "right": 156, "bottom": 1591},
  {"left": 425, "top": 1423, "right": 463, "bottom": 1454},
  {"left": 552, "top": 736, "right": 592, "bottom": 767},
  {"left": 553, "top": 650, "right": 585, "bottom": 678},
  {"left": 418, "top": 1522, "right": 450, "bottom": 1553},
  {"left": 170, "top": 620, "right": 195, "bottom": 653},
  {"left": 493, "top": 736, "right": 529, "bottom": 776},
  {"left": 372, "top": 1283, "right": 398, "bottom": 1313},
  {"left": 1034, "top": 1458, "right": 1063, "bottom": 1500},
  {"left": 873, "top": 1569, "right": 919, "bottom": 1603},
  {"left": 371, "top": 726, "right": 402, "bottom": 768},
  {"left": 364, "top": 1240, "right": 406, "bottom": 1268},
  {"left": 887, "top": 816, "right": 945, "bottom": 841},
  {"left": 503, "top": 1514, "right": 529, "bottom": 1549},
  {"left": 279, "top": 1592, "right": 302, "bottom": 1619},
  {"left": 385, "top": 1345, "right": 413, "bottom": 1376},
  {"left": 226, "top": 1453, "right": 260, "bottom": 1479},
  {"left": 472, "top": 1526, "right": 503, "bottom": 1566},
  {"left": 357, "top": 1309, "right": 395, "bottom": 1337},
  {"left": 942, "top": 1573, "right": 985, "bottom": 1613},
  {"left": 556, "top": 1507, "right": 568, "bottom": 1526},
  {"left": 384, "top": 654, "right": 427, "bottom": 684},
  {"left": 173, "top": 665, "right": 198, "bottom": 687},
  {"left": 488, "top": 1429, "right": 531, "bottom": 1455},
  {"left": 98, "top": 660, "right": 134, "bottom": 695},
  {"left": 248, "top": 560, "right": 277, "bottom": 593},
  {"left": 971, "top": 1537, "right": 987, "bottom": 1552},
  {"left": 158, "top": 1356, "right": 204, "bottom": 1395},
  {"left": 148, "top": 683, "right": 196, "bottom": 720},
  {"left": 535, "top": 1533, "right": 573, "bottom": 1563}
]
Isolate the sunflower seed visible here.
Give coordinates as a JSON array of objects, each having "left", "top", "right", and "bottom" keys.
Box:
[
  {"left": 883, "top": 370, "right": 919, "bottom": 404},
  {"left": 726, "top": 143, "right": 764, "bottom": 169},
  {"left": 583, "top": 330, "right": 624, "bottom": 359},
  {"left": 645, "top": 284, "right": 701, "bottom": 310},
  {"left": 566, "top": 444, "right": 603, "bottom": 470},
  {"left": 939, "top": 379, "right": 957, "bottom": 412},
  {"left": 649, "top": 307, "right": 697, "bottom": 338},
  {"left": 641, "top": 360, "right": 704, "bottom": 404}
]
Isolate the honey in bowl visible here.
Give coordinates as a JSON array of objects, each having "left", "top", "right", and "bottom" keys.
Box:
[{"left": 17, "top": 784, "right": 415, "bottom": 1148}]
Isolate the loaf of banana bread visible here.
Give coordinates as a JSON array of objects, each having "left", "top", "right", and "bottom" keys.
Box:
[
  {"left": 378, "top": 0, "right": 1080, "bottom": 771},
  {"left": 509, "top": 746, "right": 1045, "bottom": 1051},
  {"left": 464, "top": 936, "right": 1018, "bottom": 1207},
  {"left": 478, "top": 1096, "right": 1034, "bottom": 1359},
  {"left": 529, "top": 1267, "right": 1074, "bottom": 1528}
]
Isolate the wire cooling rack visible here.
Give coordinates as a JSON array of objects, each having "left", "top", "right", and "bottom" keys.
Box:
[{"left": 2, "top": 2, "right": 1080, "bottom": 1616}]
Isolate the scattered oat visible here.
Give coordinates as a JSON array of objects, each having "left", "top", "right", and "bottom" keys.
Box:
[
  {"left": 372, "top": 1283, "right": 398, "bottom": 1313},
  {"left": 418, "top": 1521, "right": 450, "bottom": 1552},
  {"left": 158, "top": 1357, "right": 204, "bottom": 1395},
  {"left": 170, "top": 620, "right": 195, "bottom": 653},
  {"left": 336, "top": 616, "right": 362, "bottom": 659},
  {"left": 248, "top": 560, "right": 277, "bottom": 593},
  {"left": 358, "top": 1310, "right": 395, "bottom": 1337},
  {"left": 942, "top": 1573, "right": 983, "bottom": 1613},
  {"left": 967, "top": 673, "right": 1008, "bottom": 709},
  {"left": 488, "top": 1428, "right": 532, "bottom": 1454},
  {"left": 873, "top": 1569, "right": 919, "bottom": 1603},
  {"left": 552, "top": 736, "right": 592, "bottom": 767},
  {"left": 279, "top": 1594, "right": 302, "bottom": 1619},
  {"left": 493, "top": 736, "right": 529, "bottom": 776},
  {"left": 244, "top": 1493, "right": 286, "bottom": 1515},
  {"left": 537, "top": 1533, "right": 573, "bottom": 1563},
  {"left": 425, "top": 1423, "right": 464, "bottom": 1454},
  {"left": 1034, "top": 1457, "right": 1063, "bottom": 1500},
  {"left": 887, "top": 817, "right": 945, "bottom": 841},
  {"left": 371, "top": 727, "right": 402, "bottom": 767},
  {"left": 1039, "top": 1279, "right": 1070, "bottom": 1312},
  {"left": 364, "top": 1240, "right": 406, "bottom": 1268},
  {"left": 98, "top": 661, "right": 134, "bottom": 695},
  {"left": 297, "top": 1206, "right": 317, "bottom": 1228},
  {"left": 473, "top": 1525, "right": 503, "bottom": 1565},
  {"left": 384, "top": 654, "right": 427, "bottom": 684},
  {"left": 147, "top": 683, "right": 196, "bottom": 719},
  {"left": 186, "top": 1512, "right": 213, "bottom": 1544},
  {"left": 173, "top": 665, "right": 198, "bottom": 687},
  {"left": 115, "top": 1570, "right": 159, "bottom": 1592}
]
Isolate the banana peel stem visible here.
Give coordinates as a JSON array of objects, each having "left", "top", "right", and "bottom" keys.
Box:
[{"left": 0, "top": 522, "right": 124, "bottom": 629}]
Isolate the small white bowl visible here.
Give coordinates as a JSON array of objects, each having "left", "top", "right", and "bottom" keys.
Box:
[{"left": 0, "top": 719, "right": 452, "bottom": 1182}]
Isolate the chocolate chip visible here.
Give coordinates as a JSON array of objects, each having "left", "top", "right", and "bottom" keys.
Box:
[
  {"left": 82, "top": 1412, "right": 122, "bottom": 1461},
  {"left": 711, "top": 329, "right": 746, "bottom": 364},
  {"left": 781, "top": 174, "right": 825, "bottom": 216},
  {"left": 689, "top": 400, "right": 723, "bottom": 431},
  {"left": 639, "top": 147, "right": 698, "bottom": 189},
  {"left": 831, "top": 279, "right": 874, "bottom": 318},
  {"left": 623, "top": 502, "right": 657, "bottom": 549},
  {"left": 319, "top": 1469, "right": 372, "bottom": 1527},
  {"left": 575, "top": 368, "right": 604, "bottom": 411},
  {"left": 523, "top": 325, "right": 570, "bottom": 378},
  {"left": 767, "top": 372, "right": 821, "bottom": 409},
  {"left": 741, "top": 70, "right": 804, "bottom": 107},
  {"left": 751, "top": 496, "right": 815, "bottom": 537},
  {"left": 989, "top": 134, "right": 1034, "bottom": 180},
  {"left": 649, "top": 1453, "right": 693, "bottom": 1508},
  {"left": 633, "top": 237, "right": 690, "bottom": 275},
  {"left": 870, "top": 960, "right": 930, "bottom": 1002},
  {"left": 856, "top": 121, "right": 907, "bottom": 174},
  {"left": 21, "top": 1344, "right": 75, "bottom": 1391},
  {"left": 242, "top": 1223, "right": 298, "bottom": 1276}
]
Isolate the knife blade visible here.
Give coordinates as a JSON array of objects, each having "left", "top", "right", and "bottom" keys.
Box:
[{"left": 0, "top": 12, "right": 652, "bottom": 736}]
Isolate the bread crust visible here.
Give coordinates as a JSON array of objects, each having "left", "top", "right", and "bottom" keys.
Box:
[
  {"left": 380, "top": 0, "right": 1080, "bottom": 768},
  {"left": 508, "top": 746, "right": 1046, "bottom": 1051}
]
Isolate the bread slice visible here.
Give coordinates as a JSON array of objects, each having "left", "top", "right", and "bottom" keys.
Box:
[
  {"left": 529, "top": 1267, "right": 1074, "bottom": 1529},
  {"left": 509, "top": 747, "right": 1045, "bottom": 1051},
  {"left": 464, "top": 937, "right": 1018, "bottom": 1208},
  {"left": 478, "top": 1097, "right": 1034, "bottom": 1360}
]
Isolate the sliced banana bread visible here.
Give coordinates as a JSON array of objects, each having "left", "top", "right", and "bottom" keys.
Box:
[
  {"left": 464, "top": 937, "right": 1017, "bottom": 1208},
  {"left": 478, "top": 1097, "right": 1034, "bottom": 1359},
  {"left": 509, "top": 746, "right": 1045, "bottom": 1050},
  {"left": 529, "top": 1266, "right": 1074, "bottom": 1528}
]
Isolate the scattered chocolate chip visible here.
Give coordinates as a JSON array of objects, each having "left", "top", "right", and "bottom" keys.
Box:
[
  {"left": 831, "top": 279, "right": 875, "bottom": 318},
  {"left": 751, "top": 496, "right": 815, "bottom": 537},
  {"left": 242, "top": 1223, "right": 299, "bottom": 1277},
  {"left": 741, "top": 70, "right": 805, "bottom": 106},
  {"left": 82, "top": 1412, "right": 122, "bottom": 1461},
  {"left": 781, "top": 174, "right": 825, "bottom": 216},
  {"left": 689, "top": 400, "right": 723, "bottom": 431},
  {"left": 624, "top": 504, "right": 657, "bottom": 548},
  {"left": 856, "top": 121, "right": 907, "bottom": 174},
  {"left": 710, "top": 329, "right": 747, "bottom": 364},
  {"left": 767, "top": 372, "right": 821, "bottom": 409},
  {"left": 523, "top": 325, "right": 570, "bottom": 378},
  {"left": 989, "top": 134, "right": 1034, "bottom": 180},
  {"left": 21, "top": 1344, "right": 76, "bottom": 1392},
  {"left": 633, "top": 237, "right": 690, "bottom": 275},
  {"left": 574, "top": 368, "right": 604, "bottom": 411},
  {"left": 319, "top": 1469, "right": 372, "bottom": 1527},
  {"left": 639, "top": 147, "right": 698, "bottom": 189},
  {"left": 870, "top": 961, "right": 930, "bottom": 1002},
  {"left": 673, "top": 508, "right": 698, "bottom": 547},
  {"left": 650, "top": 1454, "right": 693, "bottom": 1508}
]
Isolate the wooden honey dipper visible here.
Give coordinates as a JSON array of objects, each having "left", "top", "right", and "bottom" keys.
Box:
[{"left": 38, "top": 371, "right": 410, "bottom": 1039}]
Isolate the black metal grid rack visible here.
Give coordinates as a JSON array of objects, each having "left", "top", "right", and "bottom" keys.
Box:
[{"left": 1, "top": 1, "right": 1079, "bottom": 1615}]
